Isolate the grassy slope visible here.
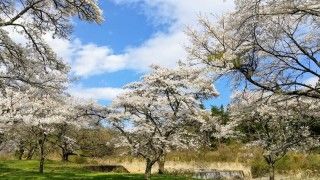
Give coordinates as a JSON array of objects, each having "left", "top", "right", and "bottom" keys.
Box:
[{"left": 0, "top": 160, "right": 192, "bottom": 180}]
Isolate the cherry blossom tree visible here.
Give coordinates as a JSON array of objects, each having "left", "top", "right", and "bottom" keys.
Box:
[
  {"left": 0, "top": 0, "right": 103, "bottom": 93},
  {"left": 109, "top": 64, "right": 218, "bottom": 180},
  {"left": 0, "top": 1, "right": 104, "bottom": 152},
  {"left": 229, "top": 92, "right": 319, "bottom": 180},
  {"left": 0, "top": 86, "right": 101, "bottom": 173},
  {"left": 187, "top": 0, "right": 320, "bottom": 99}
]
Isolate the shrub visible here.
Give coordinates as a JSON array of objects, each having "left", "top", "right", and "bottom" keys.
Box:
[
  {"left": 304, "top": 154, "right": 320, "bottom": 172},
  {"left": 250, "top": 154, "right": 269, "bottom": 178},
  {"left": 275, "top": 152, "right": 304, "bottom": 173}
]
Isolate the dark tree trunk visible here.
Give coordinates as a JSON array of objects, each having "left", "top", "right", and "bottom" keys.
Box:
[
  {"left": 38, "top": 133, "right": 47, "bottom": 174},
  {"left": 39, "top": 142, "right": 44, "bottom": 174},
  {"left": 269, "top": 163, "right": 275, "bottom": 180},
  {"left": 17, "top": 145, "right": 24, "bottom": 160},
  {"left": 144, "top": 158, "right": 155, "bottom": 180},
  {"left": 62, "top": 149, "right": 69, "bottom": 162},
  {"left": 265, "top": 155, "right": 276, "bottom": 180},
  {"left": 39, "top": 155, "right": 44, "bottom": 174},
  {"left": 18, "top": 152, "right": 24, "bottom": 160},
  {"left": 26, "top": 145, "right": 36, "bottom": 160},
  {"left": 157, "top": 155, "right": 165, "bottom": 174},
  {"left": 63, "top": 154, "right": 68, "bottom": 162}
]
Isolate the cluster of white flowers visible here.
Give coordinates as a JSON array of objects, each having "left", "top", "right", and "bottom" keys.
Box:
[{"left": 0, "top": 0, "right": 102, "bottom": 93}]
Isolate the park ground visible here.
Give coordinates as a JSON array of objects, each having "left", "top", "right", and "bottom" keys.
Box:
[
  {"left": 1, "top": 158, "right": 320, "bottom": 180},
  {"left": 0, "top": 160, "right": 193, "bottom": 180},
  {"left": 1, "top": 146, "right": 320, "bottom": 180}
]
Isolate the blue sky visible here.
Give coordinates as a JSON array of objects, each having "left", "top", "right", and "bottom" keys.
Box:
[{"left": 47, "top": 0, "right": 235, "bottom": 107}]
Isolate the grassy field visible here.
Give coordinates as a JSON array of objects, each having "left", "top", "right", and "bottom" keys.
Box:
[{"left": 0, "top": 160, "right": 192, "bottom": 180}]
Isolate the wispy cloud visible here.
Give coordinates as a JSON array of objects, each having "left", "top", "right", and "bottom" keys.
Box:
[{"left": 68, "top": 85, "right": 126, "bottom": 101}]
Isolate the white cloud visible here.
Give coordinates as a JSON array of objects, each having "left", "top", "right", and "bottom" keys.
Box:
[
  {"left": 44, "top": 35, "right": 128, "bottom": 76},
  {"left": 71, "top": 44, "right": 127, "bottom": 75},
  {"left": 45, "top": 31, "right": 184, "bottom": 76},
  {"left": 125, "top": 31, "right": 186, "bottom": 71},
  {"left": 68, "top": 86, "right": 126, "bottom": 101}
]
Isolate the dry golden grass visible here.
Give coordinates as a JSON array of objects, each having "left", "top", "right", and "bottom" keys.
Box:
[
  {"left": 0, "top": 153, "right": 15, "bottom": 161},
  {"left": 95, "top": 158, "right": 252, "bottom": 178},
  {"left": 94, "top": 157, "right": 320, "bottom": 179}
]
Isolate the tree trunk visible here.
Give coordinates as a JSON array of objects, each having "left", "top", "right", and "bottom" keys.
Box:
[
  {"left": 63, "top": 154, "right": 69, "bottom": 162},
  {"left": 269, "top": 164, "right": 275, "bottom": 180},
  {"left": 144, "top": 158, "right": 154, "bottom": 180},
  {"left": 26, "top": 145, "right": 36, "bottom": 160},
  {"left": 17, "top": 145, "right": 24, "bottom": 160},
  {"left": 38, "top": 133, "right": 47, "bottom": 174},
  {"left": 62, "top": 149, "right": 69, "bottom": 162},
  {"left": 264, "top": 155, "right": 276, "bottom": 180},
  {"left": 39, "top": 141, "right": 44, "bottom": 174},
  {"left": 18, "top": 151, "right": 24, "bottom": 160},
  {"left": 157, "top": 155, "right": 165, "bottom": 174},
  {"left": 39, "top": 156, "right": 44, "bottom": 174}
]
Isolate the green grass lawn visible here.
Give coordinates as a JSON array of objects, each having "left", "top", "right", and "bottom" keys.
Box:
[{"left": 0, "top": 160, "right": 192, "bottom": 180}]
